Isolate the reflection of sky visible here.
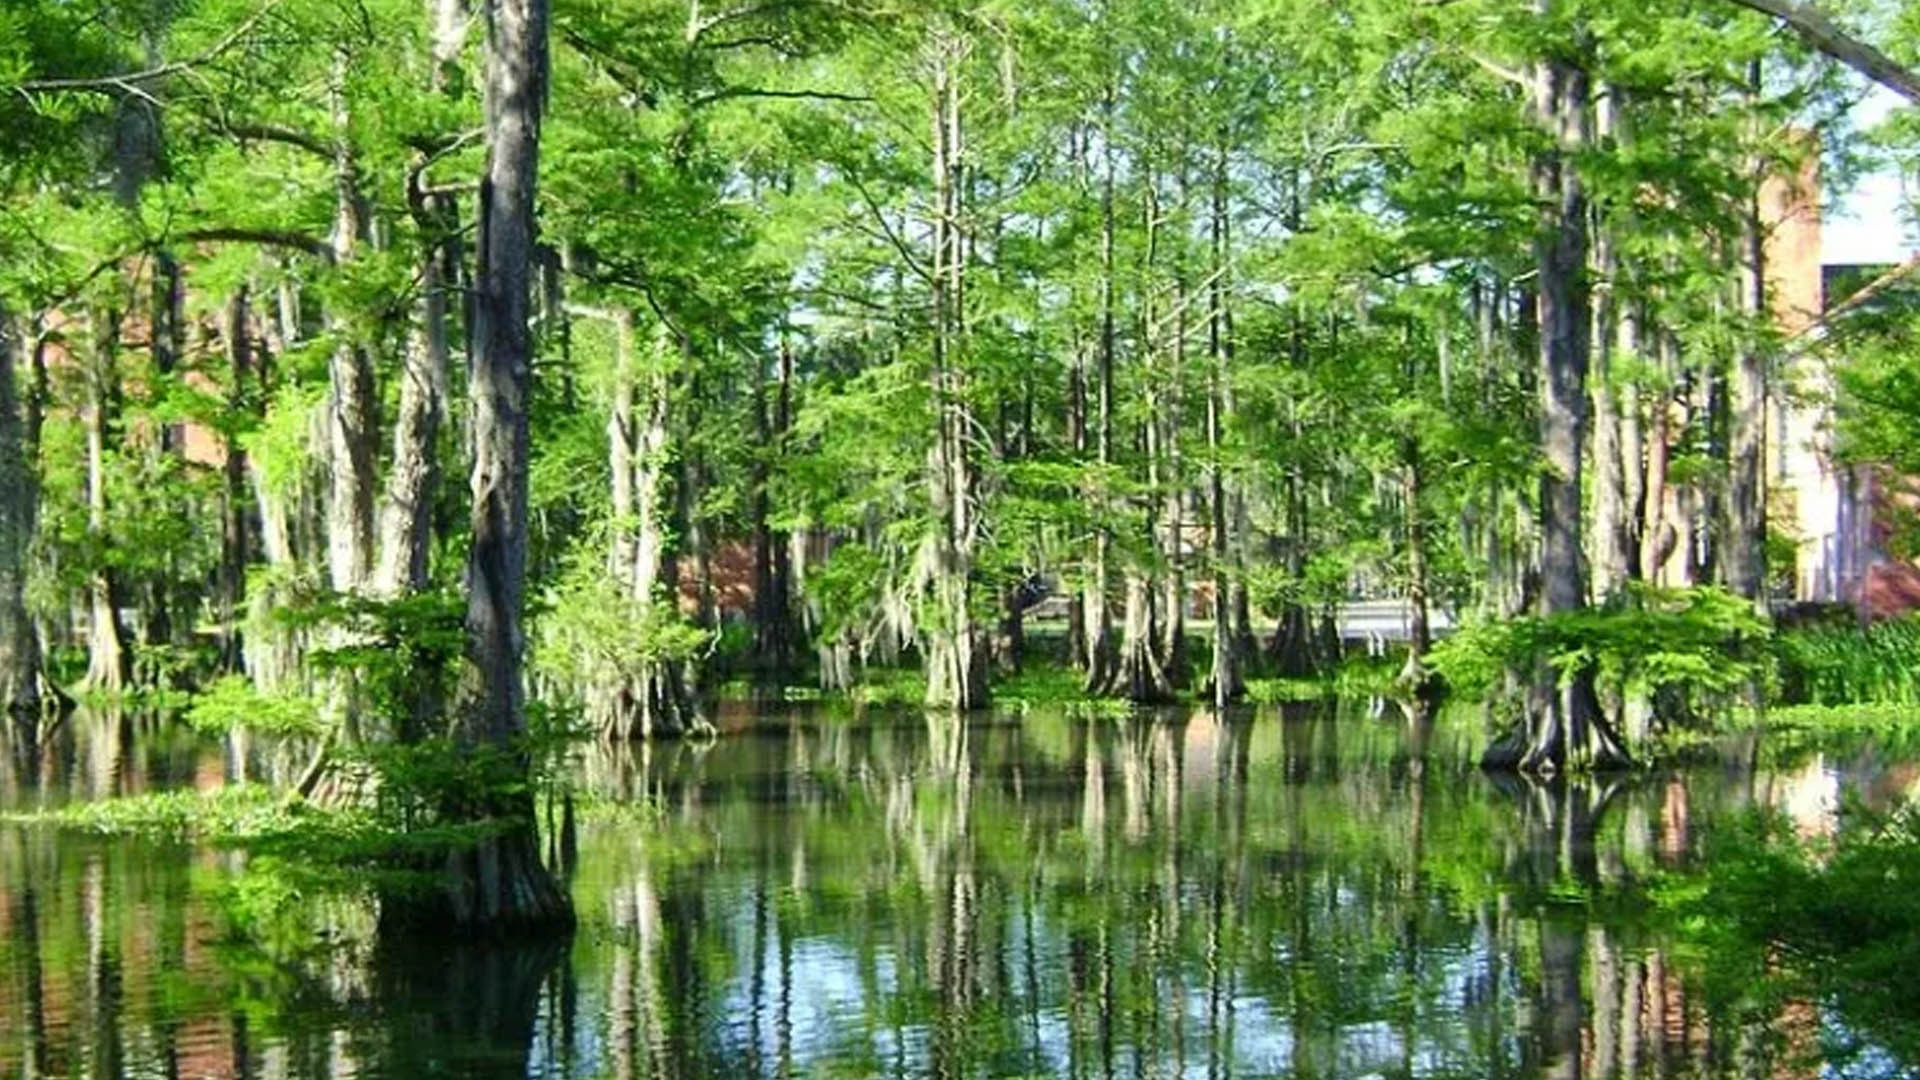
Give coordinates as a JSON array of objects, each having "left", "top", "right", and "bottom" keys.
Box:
[{"left": 676, "top": 876, "right": 1505, "bottom": 1080}]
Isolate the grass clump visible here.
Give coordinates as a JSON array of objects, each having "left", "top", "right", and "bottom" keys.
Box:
[{"left": 1775, "top": 613, "right": 1920, "bottom": 706}]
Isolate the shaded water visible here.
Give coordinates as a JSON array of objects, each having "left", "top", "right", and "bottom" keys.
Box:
[{"left": 1, "top": 702, "right": 1914, "bottom": 1079}]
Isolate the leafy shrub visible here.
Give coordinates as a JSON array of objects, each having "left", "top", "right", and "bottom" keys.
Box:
[
  {"left": 533, "top": 551, "right": 712, "bottom": 695},
  {"left": 187, "top": 675, "right": 323, "bottom": 736},
  {"left": 1428, "top": 584, "right": 1770, "bottom": 714}
]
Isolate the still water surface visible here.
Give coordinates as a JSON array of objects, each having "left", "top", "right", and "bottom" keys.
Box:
[{"left": 1, "top": 703, "right": 1911, "bottom": 1079}]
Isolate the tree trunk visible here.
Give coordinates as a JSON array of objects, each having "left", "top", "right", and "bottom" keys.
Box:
[
  {"left": 1727, "top": 73, "right": 1768, "bottom": 607},
  {"left": 376, "top": 187, "right": 456, "bottom": 595},
  {"left": 1398, "top": 434, "right": 1433, "bottom": 692},
  {"left": 922, "top": 27, "right": 989, "bottom": 711},
  {"left": 219, "top": 290, "right": 252, "bottom": 674},
  {"left": 1590, "top": 86, "right": 1632, "bottom": 602},
  {"left": 1485, "top": 11, "right": 1629, "bottom": 774},
  {"left": 1205, "top": 130, "right": 1243, "bottom": 709},
  {"left": 0, "top": 309, "right": 43, "bottom": 721},
  {"left": 1080, "top": 78, "right": 1119, "bottom": 695},
  {"left": 82, "top": 309, "right": 130, "bottom": 696},
  {"left": 437, "top": 0, "right": 570, "bottom": 933},
  {"left": 326, "top": 55, "right": 377, "bottom": 597}
]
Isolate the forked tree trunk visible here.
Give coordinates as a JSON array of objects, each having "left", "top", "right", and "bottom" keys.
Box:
[
  {"left": 0, "top": 309, "right": 43, "bottom": 721},
  {"left": 600, "top": 312, "right": 702, "bottom": 740},
  {"left": 434, "top": 0, "right": 570, "bottom": 933},
  {"left": 376, "top": 80, "right": 461, "bottom": 598}
]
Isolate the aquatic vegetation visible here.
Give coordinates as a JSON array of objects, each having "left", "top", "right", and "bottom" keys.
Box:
[{"left": 1774, "top": 615, "right": 1920, "bottom": 706}]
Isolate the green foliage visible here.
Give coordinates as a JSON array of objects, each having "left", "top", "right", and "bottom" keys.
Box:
[
  {"left": 533, "top": 551, "right": 713, "bottom": 690},
  {"left": 1657, "top": 806, "right": 1920, "bottom": 1067},
  {"left": 1775, "top": 613, "right": 1920, "bottom": 706},
  {"left": 186, "top": 675, "right": 323, "bottom": 737},
  {"left": 1428, "top": 585, "right": 1771, "bottom": 713}
]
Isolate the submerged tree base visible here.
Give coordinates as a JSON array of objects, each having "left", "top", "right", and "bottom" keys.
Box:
[
  {"left": 384, "top": 825, "right": 575, "bottom": 938},
  {"left": 1481, "top": 672, "right": 1634, "bottom": 775}
]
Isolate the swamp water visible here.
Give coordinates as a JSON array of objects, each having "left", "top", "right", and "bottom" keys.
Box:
[{"left": 1, "top": 702, "right": 1915, "bottom": 1079}]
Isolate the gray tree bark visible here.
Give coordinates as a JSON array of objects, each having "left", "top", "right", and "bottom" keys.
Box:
[
  {"left": 1484, "top": 7, "right": 1628, "bottom": 774},
  {"left": 326, "top": 54, "right": 378, "bottom": 596},
  {"left": 82, "top": 309, "right": 130, "bottom": 695},
  {"left": 1590, "top": 85, "right": 1633, "bottom": 601},
  {"left": 922, "top": 27, "right": 989, "bottom": 711},
  {"left": 434, "top": 0, "right": 571, "bottom": 932},
  {"left": 1727, "top": 72, "right": 1769, "bottom": 607},
  {"left": 0, "top": 309, "right": 43, "bottom": 721}
]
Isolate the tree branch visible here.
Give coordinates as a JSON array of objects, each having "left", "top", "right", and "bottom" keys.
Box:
[
  {"left": 1725, "top": 0, "right": 1920, "bottom": 103},
  {"left": 224, "top": 121, "right": 333, "bottom": 159},
  {"left": 687, "top": 86, "right": 872, "bottom": 110},
  {"left": 14, "top": 1, "right": 282, "bottom": 95},
  {"left": 178, "top": 226, "right": 333, "bottom": 259}
]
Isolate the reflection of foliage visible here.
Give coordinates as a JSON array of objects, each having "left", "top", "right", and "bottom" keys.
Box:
[
  {"left": 1429, "top": 585, "right": 1771, "bottom": 712},
  {"left": 1658, "top": 805, "right": 1920, "bottom": 1069}
]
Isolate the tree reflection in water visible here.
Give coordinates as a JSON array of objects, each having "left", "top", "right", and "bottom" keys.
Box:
[{"left": 0, "top": 702, "right": 1909, "bottom": 1078}]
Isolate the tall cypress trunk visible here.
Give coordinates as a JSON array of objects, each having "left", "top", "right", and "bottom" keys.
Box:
[
  {"left": 379, "top": 0, "right": 466, "bottom": 602},
  {"left": 1205, "top": 127, "right": 1243, "bottom": 708},
  {"left": 1080, "top": 79, "right": 1118, "bottom": 694},
  {"left": 922, "top": 27, "right": 989, "bottom": 711},
  {"left": 219, "top": 290, "right": 252, "bottom": 674},
  {"left": 375, "top": 222, "right": 449, "bottom": 596},
  {"left": 0, "top": 309, "right": 42, "bottom": 720},
  {"left": 1106, "top": 170, "right": 1175, "bottom": 704},
  {"left": 1589, "top": 86, "right": 1632, "bottom": 602},
  {"left": 1727, "top": 64, "right": 1769, "bottom": 607},
  {"left": 1485, "top": 8, "right": 1627, "bottom": 774},
  {"left": 326, "top": 55, "right": 378, "bottom": 596},
  {"left": 1157, "top": 177, "right": 1191, "bottom": 691},
  {"left": 431, "top": 0, "right": 570, "bottom": 933},
  {"left": 83, "top": 309, "right": 130, "bottom": 695}
]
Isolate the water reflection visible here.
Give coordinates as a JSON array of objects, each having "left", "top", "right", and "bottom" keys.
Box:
[{"left": 0, "top": 704, "right": 1910, "bottom": 1078}]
